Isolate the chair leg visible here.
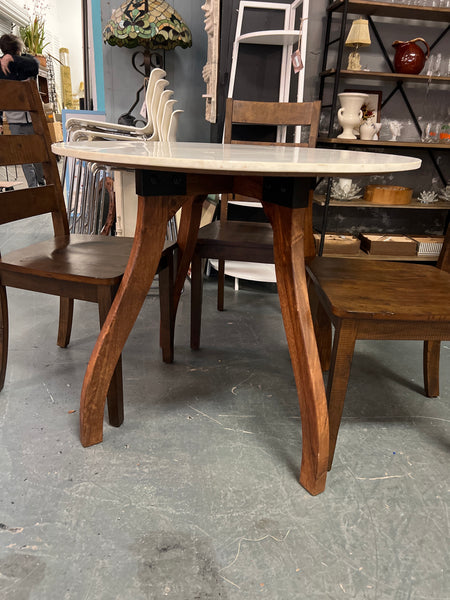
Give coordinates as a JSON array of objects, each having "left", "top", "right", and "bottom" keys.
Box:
[
  {"left": 190, "top": 252, "right": 204, "bottom": 350},
  {"left": 423, "top": 340, "right": 440, "bottom": 398},
  {"left": 98, "top": 286, "right": 124, "bottom": 428},
  {"left": 0, "top": 285, "right": 9, "bottom": 391},
  {"left": 308, "top": 282, "right": 332, "bottom": 371},
  {"left": 57, "top": 297, "right": 74, "bottom": 348},
  {"left": 218, "top": 258, "right": 225, "bottom": 311},
  {"left": 327, "top": 319, "right": 358, "bottom": 471},
  {"left": 315, "top": 302, "right": 332, "bottom": 372},
  {"left": 158, "top": 252, "right": 174, "bottom": 364}
]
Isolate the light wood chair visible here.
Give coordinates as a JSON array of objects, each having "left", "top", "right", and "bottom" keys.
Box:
[
  {"left": 0, "top": 79, "right": 175, "bottom": 430},
  {"left": 190, "top": 98, "right": 321, "bottom": 350},
  {"left": 306, "top": 233, "right": 450, "bottom": 470}
]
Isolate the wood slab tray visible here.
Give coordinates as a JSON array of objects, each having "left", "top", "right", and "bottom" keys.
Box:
[{"left": 364, "top": 185, "right": 412, "bottom": 205}]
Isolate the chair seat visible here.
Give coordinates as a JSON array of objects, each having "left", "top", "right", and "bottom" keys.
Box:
[
  {"left": 307, "top": 257, "right": 450, "bottom": 321},
  {"left": 196, "top": 221, "right": 274, "bottom": 263},
  {"left": 1, "top": 235, "right": 175, "bottom": 286},
  {"left": 1, "top": 235, "right": 134, "bottom": 285}
]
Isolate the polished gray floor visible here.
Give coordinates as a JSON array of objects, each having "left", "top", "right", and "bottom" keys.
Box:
[{"left": 0, "top": 215, "right": 449, "bottom": 599}]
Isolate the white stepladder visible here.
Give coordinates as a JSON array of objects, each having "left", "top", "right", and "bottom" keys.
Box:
[
  {"left": 227, "top": 0, "right": 310, "bottom": 143},
  {"left": 218, "top": 0, "right": 310, "bottom": 287}
]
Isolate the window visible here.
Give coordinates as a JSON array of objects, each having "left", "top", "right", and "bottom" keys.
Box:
[{"left": 0, "top": 1, "right": 28, "bottom": 35}]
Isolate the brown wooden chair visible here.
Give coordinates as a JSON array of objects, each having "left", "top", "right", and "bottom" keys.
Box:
[
  {"left": 306, "top": 233, "right": 450, "bottom": 470},
  {"left": 190, "top": 98, "right": 321, "bottom": 349},
  {"left": 0, "top": 79, "right": 175, "bottom": 430}
]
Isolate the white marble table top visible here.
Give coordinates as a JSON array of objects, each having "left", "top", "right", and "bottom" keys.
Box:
[{"left": 53, "top": 141, "right": 421, "bottom": 178}]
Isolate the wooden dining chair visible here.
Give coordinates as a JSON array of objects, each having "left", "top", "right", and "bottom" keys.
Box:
[
  {"left": 306, "top": 232, "right": 450, "bottom": 470},
  {"left": 190, "top": 98, "right": 321, "bottom": 350},
  {"left": 0, "top": 79, "right": 175, "bottom": 430}
]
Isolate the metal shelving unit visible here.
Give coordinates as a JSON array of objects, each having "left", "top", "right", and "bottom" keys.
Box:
[{"left": 316, "top": 0, "right": 450, "bottom": 257}]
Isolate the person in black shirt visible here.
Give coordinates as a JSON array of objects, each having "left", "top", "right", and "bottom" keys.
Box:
[
  {"left": 0, "top": 35, "right": 39, "bottom": 81},
  {"left": 0, "top": 34, "right": 44, "bottom": 187}
]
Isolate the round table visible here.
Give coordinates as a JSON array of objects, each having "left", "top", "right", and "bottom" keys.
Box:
[{"left": 53, "top": 140, "right": 421, "bottom": 495}]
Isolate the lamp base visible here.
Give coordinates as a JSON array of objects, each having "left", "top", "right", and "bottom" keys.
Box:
[
  {"left": 347, "top": 50, "right": 362, "bottom": 71},
  {"left": 132, "top": 49, "right": 165, "bottom": 78},
  {"left": 117, "top": 50, "right": 165, "bottom": 127}
]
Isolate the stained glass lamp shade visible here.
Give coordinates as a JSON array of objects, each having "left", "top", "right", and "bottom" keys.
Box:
[{"left": 103, "top": 0, "right": 192, "bottom": 50}]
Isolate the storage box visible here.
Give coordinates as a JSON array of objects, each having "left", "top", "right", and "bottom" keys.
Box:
[
  {"left": 411, "top": 235, "right": 445, "bottom": 257},
  {"left": 359, "top": 233, "right": 417, "bottom": 256},
  {"left": 314, "top": 233, "right": 360, "bottom": 255},
  {"left": 47, "top": 121, "right": 63, "bottom": 143}
]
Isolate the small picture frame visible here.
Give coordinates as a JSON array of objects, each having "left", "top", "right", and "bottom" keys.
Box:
[{"left": 344, "top": 89, "right": 382, "bottom": 123}]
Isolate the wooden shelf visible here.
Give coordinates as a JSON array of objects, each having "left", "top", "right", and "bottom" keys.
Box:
[
  {"left": 321, "top": 69, "right": 450, "bottom": 84},
  {"left": 314, "top": 195, "right": 450, "bottom": 209},
  {"left": 318, "top": 138, "right": 450, "bottom": 150},
  {"left": 328, "top": 0, "right": 450, "bottom": 23}
]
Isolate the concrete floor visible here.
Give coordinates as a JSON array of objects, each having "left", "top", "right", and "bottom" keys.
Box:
[{"left": 0, "top": 215, "right": 449, "bottom": 599}]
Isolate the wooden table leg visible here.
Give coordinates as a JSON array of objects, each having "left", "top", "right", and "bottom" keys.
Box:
[
  {"left": 262, "top": 202, "right": 329, "bottom": 495},
  {"left": 173, "top": 195, "right": 206, "bottom": 311},
  {"left": 159, "top": 194, "right": 207, "bottom": 361},
  {"left": 80, "top": 194, "right": 185, "bottom": 447}
]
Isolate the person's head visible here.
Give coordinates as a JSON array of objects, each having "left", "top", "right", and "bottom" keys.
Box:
[{"left": 0, "top": 34, "right": 24, "bottom": 56}]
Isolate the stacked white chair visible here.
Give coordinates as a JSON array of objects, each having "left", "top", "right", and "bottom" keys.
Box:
[
  {"left": 66, "top": 68, "right": 167, "bottom": 140},
  {"left": 66, "top": 69, "right": 183, "bottom": 143},
  {"left": 64, "top": 69, "right": 184, "bottom": 235}
]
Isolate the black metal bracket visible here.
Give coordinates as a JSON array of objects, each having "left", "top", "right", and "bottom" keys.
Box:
[
  {"left": 135, "top": 170, "right": 187, "bottom": 197},
  {"left": 262, "top": 177, "right": 313, "bottom": 209}
]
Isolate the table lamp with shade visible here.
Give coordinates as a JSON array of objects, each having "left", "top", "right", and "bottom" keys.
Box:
[
  {"left": 345, "top": 18, "right": 371, "bottom": 71},
  {"left": 103, "top": 0, "right": 192, "bottom": 125}
]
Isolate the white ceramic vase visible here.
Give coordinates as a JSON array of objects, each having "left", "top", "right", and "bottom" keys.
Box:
[
  {"left": 359, "top": 120, "right": 377, "bottom": 140},
  {"left": 337, "top": 92, "right": 369, "bottom": 139},
  {"left": 373, "top": 122, "right": 382, "bottom": 140}
]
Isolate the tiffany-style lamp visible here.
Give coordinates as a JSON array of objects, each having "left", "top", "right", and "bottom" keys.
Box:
[
  {"left": 103, "top": 0, "right": 192, "bottom": 74},
  {"left": 103, "top": 0, "right": 192, "bottom": 124}
]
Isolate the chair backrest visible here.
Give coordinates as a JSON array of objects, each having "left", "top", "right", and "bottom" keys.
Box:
[
  {"left": 222, "top": 99, "right": 321, "bottom": 258},
  {"left": 159, "top": 99, "right": 178, "bottom": 142},
  {"left": 0, "top": 79, "right": 69, "bottom": 238},
  {"left": 150, "top": 79, "right": 170, "bottom": 141},
  {"left": 156, "top": 90, "right": 174, "bottom": 140},
  {"left": 223, "top": 98, "right": 321, "bottom": 147},
  {"left": 139, "top": 68, "right": 167, "bottom": 135},
  {"left": 166, "top": 110, "right": 183, "bottom": 142}
]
